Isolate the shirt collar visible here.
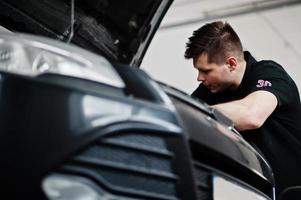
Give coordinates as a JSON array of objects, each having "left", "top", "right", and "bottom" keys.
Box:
[
  {"left": 244, "top": 51, "right": 257, "bottom": 68},
  {"left": 237, "top": 51, "right": 257, "bottom": 90}
]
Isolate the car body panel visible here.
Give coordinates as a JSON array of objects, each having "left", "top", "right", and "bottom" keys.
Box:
[{"left": 0, "top": 0, "right": 275, "bottom": 199}]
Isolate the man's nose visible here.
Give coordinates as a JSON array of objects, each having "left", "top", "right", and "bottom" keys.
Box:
[{"left": 197, "top": 72, "right": 205, "bottom": 82}]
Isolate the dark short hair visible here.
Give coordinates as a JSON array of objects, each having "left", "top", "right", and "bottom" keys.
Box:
[{"left": 184, "top": 21, "right": 243, "bottom": 64}]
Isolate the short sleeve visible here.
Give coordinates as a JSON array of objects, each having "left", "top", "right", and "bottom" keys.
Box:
[{"left": 247, "top": 61, "right": 295, "bottom": 107}]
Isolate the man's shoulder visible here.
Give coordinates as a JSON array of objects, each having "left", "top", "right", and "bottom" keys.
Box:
[
  {"left": 250, "top": 59, "right": 288, "bottom": 79},
  {"left": 247, "top": 59, "right": 299, "bottom": 107},
  {"left": 253, "top": 59, "right": 285, "bottom": 71},
  {"left": 253, "top": 59, "right": 282, "bottom": 69}
]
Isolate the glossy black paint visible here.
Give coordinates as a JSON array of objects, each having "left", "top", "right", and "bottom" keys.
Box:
[
  {"left": 162, "top": 84, "right": 274, "bottom": 196},
  {"left": 0, "top": 70, "right": 184, "bottom": 198},
  {"left": 0, "top": 0, "right": 275, "bottom": 198},
  {"left": 0, "top": 61, "right": 274, "bottom": 199}
]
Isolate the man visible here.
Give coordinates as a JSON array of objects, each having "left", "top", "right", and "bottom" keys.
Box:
[{"left": 185, "top": 21, "right": 301, "bottom": 197}]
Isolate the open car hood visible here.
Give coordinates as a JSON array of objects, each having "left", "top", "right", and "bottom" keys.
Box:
[{"left": 0, "top": 0, "right": 172, "bottom": 66}]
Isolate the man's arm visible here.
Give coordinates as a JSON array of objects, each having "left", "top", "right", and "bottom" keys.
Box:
[{"left": 212, "top": 91, "right": 278, "bottom": 131}]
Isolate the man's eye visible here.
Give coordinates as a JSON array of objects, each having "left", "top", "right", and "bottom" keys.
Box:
[{"left": 201, "top": 69, "right": 210, "bottom": 74}]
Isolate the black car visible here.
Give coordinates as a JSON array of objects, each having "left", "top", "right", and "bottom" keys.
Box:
[{"left": 0, "top": 0, "right": 276, "bottom": 199}]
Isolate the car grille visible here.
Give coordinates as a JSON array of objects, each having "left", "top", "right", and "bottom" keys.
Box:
[
  {"left": 60, "top": 131, "right": 180, "bottom": 200},
  {"left": 193, "top": 162, "right": 213, "bottom": 200}
]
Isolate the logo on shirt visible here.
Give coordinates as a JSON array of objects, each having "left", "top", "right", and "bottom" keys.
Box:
[{"left": 256, "top": 79, "right": 272, "bottom": 88}]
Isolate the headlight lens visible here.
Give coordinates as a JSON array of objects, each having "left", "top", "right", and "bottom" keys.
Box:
[
  {"left": 42, "top": 174, "right": 135, "bottom": 200},
  {"left": 0, "top": 33, "right": 124, "bottom": 88},
  {"left": 213, "top": 175, "right": 270, "bottom": 200}
]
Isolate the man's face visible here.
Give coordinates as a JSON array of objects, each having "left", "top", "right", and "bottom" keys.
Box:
[{"left": 193, "top": 53, "right": 233, "bottom": 93}]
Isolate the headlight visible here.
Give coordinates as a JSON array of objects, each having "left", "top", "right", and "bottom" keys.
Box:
[
  {"left": 213, "top": 175, "right": 271, "bottom": 200},
  {"left": 42, "top": 174, "right": 135, "bottom": 200},
  {"left": 0, "top": 33, "right": 124, "bottom": 88}
]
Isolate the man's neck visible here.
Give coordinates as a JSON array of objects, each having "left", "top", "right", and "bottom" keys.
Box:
[{"left": 234, "top": 59, "right": 247, "bottom": 88}]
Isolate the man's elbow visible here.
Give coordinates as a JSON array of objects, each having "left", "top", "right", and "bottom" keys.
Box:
[
  {"left": 248, "top": 117, "right": 264, "bottom": 129},
  {"left": 235, "top": 115, "right": 264, "bottom": 131}
]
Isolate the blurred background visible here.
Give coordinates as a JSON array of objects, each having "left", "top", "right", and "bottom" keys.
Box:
[{"left": 142, "top": 0, "right": 301, "bottom": 95}]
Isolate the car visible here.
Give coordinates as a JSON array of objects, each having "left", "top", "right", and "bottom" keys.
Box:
[{"left": 0, "top": 0, "right": 276, "bottom": 199}]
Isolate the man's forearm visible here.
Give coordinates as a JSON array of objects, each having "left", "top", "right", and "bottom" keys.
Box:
[
  {"left": 210, "top": 91, "right": 278, "bottom": 131},
  {"left": 211, "top": 100, "right": 257, "bottom": 131}
]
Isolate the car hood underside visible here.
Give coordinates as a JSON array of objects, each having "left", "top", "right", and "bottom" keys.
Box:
[{"left": 0, "top": 0, "right": 172, "bottom": 66}]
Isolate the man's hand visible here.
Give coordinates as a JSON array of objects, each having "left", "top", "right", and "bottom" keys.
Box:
[{"left": 212, "top": 90, "right": 278, "bottom": 131}]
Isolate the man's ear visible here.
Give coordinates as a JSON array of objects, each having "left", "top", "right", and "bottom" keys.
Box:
[{"left": 226, "top": 57, "right": 238, "bottom": 72}]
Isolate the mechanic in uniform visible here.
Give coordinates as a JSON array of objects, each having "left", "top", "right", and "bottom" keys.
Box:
[{"left": 184, "top": 21, "right": 301, "bottom": 197}]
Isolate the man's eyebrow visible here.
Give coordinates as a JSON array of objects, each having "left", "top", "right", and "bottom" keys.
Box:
[
  {"left": 194, "top": 65, "right": 210, "bottom": 71},
  {"left": 199, "top": 69, "right": 211, "bottom": 73}
]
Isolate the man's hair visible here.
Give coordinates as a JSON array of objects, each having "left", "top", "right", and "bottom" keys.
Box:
[{"left": 184, "top": 21, "right": 243, "bottom": 64}]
